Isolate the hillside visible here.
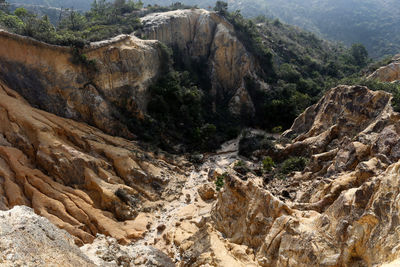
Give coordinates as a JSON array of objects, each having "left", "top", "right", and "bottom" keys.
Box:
[
  {"left": 8, "top": 0, "right": 400, "bottom": 58},
  {"left": 7, "top": 0, "right": 92, "bottom": 11},
  {"left": 141, "top": 0, "right": 400, "bottom": 59}
]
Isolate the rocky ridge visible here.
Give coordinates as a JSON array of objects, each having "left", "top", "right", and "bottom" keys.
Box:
[
  {"left": 202, "top": 85, "right": 400, "bottom": 266},
  {"left": 0, "top": 206, "right": 95, "bottom": 266}
]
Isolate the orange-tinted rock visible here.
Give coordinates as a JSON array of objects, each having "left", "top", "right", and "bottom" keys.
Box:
[
  {"left": 0, "top": 82, "right": 185, "bottom": 245},
  {"left": 0, "top": 30, "right": 163, "bottom": 139}
]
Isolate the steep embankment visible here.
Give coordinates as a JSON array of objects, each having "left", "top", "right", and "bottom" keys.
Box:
[{"left": 0, "top": 30, "right": 163, "bottom": 139}]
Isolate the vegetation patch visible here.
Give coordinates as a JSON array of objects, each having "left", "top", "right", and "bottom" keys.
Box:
[
  {"left": 215, "top": 172, "right": 228, "bottom": 191},
  {"left": 238, "top": 131, "right": 274, "bottom": 158},
  {"left": 279, "top": 156, "right": 309, "bottom": 175},
  {"left": 262, "top": 156, "right": 275, "bottom": 172}
]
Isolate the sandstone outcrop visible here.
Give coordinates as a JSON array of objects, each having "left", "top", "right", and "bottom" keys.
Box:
[
  {"left": 0, "top": 80, "right": 186, "bottom": 245},
  {"left": 368, "top": 54, "right": 400, "bottom": 82},
  {"left": 141, "top": 9, "right": 265, "bottom": 116},
  {"left": 0, "top": 30, "right": 164, "bottom": 139},
  {"left": 0, "top": 206, "right": 95, "bottom": 266},
  {"left": 161, "top": 85, "right": 400, "bottom": 266}
]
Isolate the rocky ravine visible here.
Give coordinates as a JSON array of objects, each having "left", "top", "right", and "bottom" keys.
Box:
[
  {"left": 4, "top": 81, "right": 400, "bottom": 266},
  {"left": 139, "top": 85, "right": 400, "bottom": 266},
  {"left": 1, "top": 8, "right": 400, "bottom": 267}
]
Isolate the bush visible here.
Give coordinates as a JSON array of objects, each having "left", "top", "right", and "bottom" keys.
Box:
[
  {"left": 272, "top": 126, "right": 282, "bottom": 134},
  {"left": 262, "top": 156, "right": 275, "bottom": 172},
  {"left": 280, "top": 157, "right": 308, "bottom": 174},
  {"left": 215, "top": 173, "right": 228, "bottom": 191},
  {"left": 239, "top": 132, "right": 274, "bottom": 158}
]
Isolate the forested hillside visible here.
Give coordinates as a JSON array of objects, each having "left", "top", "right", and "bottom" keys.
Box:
[
  {"left": 7, "top": 0, "right": 92, "bottom": 10},
  {"left": 6, "top": 0, "right": 400, "bottom": 58}
]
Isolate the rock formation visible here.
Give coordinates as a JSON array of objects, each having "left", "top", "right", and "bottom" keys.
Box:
[
  {"left": 368, "top": 54, "right": 400, "bottom": 82},
  {"left": 141, "top": 9, "right": 266, "bottom": 116},
  {"left": 174, "top": 85, "right": 400, "bottom": 266},
  {"left": 0, "top": 30, "right": 164, "bottom": 139},
  {"left": 0, "top": 206, "right": 95, "bottom": 266},
  {"left": 0, "top": 80, "right": 186, "bottom": 246}
]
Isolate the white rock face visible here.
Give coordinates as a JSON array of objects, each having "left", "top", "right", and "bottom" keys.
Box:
[
  {"left": 0, "top": 206, "right": 95, "bottom": 266},
  {"left": 141, "top": 9, "right": 264, "bottom": 116},
  {"left": 81, "top": 234, "right": 175, "bottom": 267}
]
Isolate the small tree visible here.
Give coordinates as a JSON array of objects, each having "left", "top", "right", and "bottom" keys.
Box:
[
  {"left": 14, "top": 7, "right": 36, "bottom": 36},
  {"left": 262, "top": 156, "right": 275, "bottom": 172},
  {"left": 59, "top": 10, "right": 87, "bottom": 31},
  {"left": 350, "top": 43, "right": 368, "bottom": 67},
  {"left": 214, "top": 1, "right": 228, "bottom": 15}
]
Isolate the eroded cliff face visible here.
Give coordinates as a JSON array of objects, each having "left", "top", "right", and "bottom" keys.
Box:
[
  {"left": 141, "top": 9, "right": 266, "bottom": 116},
  {"left": 0, "top": 9, "right": 267, "bottom": 137},
  {"left": 0, "top": 31, "right": 164, "bottom": 139},
  {"left": 0, "top": 80, "right": 187, "bottom": 246}
]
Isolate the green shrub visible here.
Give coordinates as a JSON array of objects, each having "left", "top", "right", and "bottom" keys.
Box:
[
  {"left": 280, "top": 157, "right": 308, "bottom": 174},
  {"left": 215, "top": 173, "right": 228, "bottom": 191},
  {"left": 262, "top": 156, "right": 275, "bottom": 172},
  {"left": 239, "top": 133, "right": 275, "bottom": 158},
  {"left": 234, "top": 160, "right": 251, "bottom": 175},
  {"left": 234, "top": 160, "right": 246, "bottom": 167}
]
